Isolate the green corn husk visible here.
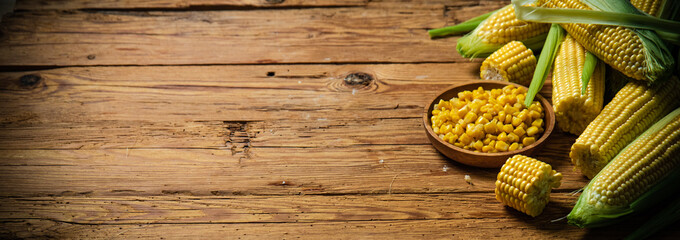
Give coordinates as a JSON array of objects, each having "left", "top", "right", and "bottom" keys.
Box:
[
  {"left": 524, "top": 23, "right": 564, "bottom": 107},
  {"left": 456, "top": 4, "right": 549, "bottom": 58},
  {"left": 567, "top": 106, "right": 680, "bottom": 228},
  {"left": 581, "top": 52, "right": 598, "bottom": 95},
  {"left": 512, "top": 0, "right": 678, "bottom": 83},
  {"left": 428, "top": 10, "right": 497, "bottom": 39}
]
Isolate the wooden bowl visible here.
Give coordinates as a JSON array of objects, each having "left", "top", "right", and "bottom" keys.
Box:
[{"left": 423, "top": 80, "right": 555, "bottom": 168}]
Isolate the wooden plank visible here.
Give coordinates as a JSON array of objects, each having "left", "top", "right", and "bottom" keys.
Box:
[
  {"left": 0, "top": 2, "right": 505, "bottom": 66},
  {"left": 0, "top": 195, "right": 678, "bottom": 239},
  {"left": 13, "top": 0, "right": 506, "bottom": 11},
  {"left": 0, "top": 63, "right": 548, "bottom": 125},
  {"left": 14, "top": 0, "right": 369, "bottom": 10},
  {"left": 5, "top": 219, "right": 679, "bottom": 240},
  {"left": 0, "top": 143, "right": 584, "bottom": 197}
]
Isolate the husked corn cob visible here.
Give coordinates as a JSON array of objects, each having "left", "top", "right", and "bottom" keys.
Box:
[
  {"left": 536, "top": 0, "right": 674, "bottom": 82},
  {"left": 552, "top": 35, "right": 605, "bottom": 135},
  {"left": 630, "top": 0, "right": 664, "bottom": 16},
  {"left": 457, "top": 4, "right": 550, "bottom": 58},
  {"left": 480, "top": 41, "right": 537, "bottom": 86},
  {"left": 568, "top": 107, "right": 680, "bottom": 228},
  {"left": 570, "top": 78, "right": 680, "bottom": 178},
  {"left": 495, "top": 155, "right": 562, "bottom": 217}
]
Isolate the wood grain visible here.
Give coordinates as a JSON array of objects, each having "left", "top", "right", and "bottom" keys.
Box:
[
  {"left": 0, "top": 64, "right": 568, "bottom": 198},
  {"left": 1, "top": 195, "right": 678, "bottom": 239},
  {"left": 0, "top": 142, "right": 584, "bottom": 197},
  {"left": 14, "top": 0, "right": 369, "bottom": 10},
  {"left": 0, "top": 1, "right": 507, "bottom": 66}
]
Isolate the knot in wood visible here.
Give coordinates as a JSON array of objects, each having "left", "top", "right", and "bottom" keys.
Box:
[
  {"left": 87, "top": 54, "right": 96, "bottom": 60},
  {"left": 344, "top": 72, "right": 373, "bottom": 87},
  {"left": 265, "top": 0, "right": 286, "bottom": 4},
  {"left": 19, "top": 74, "right": 42, "bottom": 88}
]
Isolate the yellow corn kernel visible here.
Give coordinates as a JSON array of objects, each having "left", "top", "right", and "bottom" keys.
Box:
[
  {"left": 511, "top": 116, "right": 523, "bottom": 127},
  {"left": 504, "top": 114, "right": 513, "bottom": 124},
  {"left": 522, "top": 137, "right": 536, "bottom": 146},
  {"left": 476, "top": 116, "right": 489, "bottom": 125},
  {"left": 459, "top": 133, "right": 472, "bottom": 145},
  {"left": 482, "top": 145, "right": 494, "bottom": 153},
  {"left": 513, "top": 127, "right": 526, "bottom": 138},
  {"left": 507, "top": 132, "right": 519, "bottom": 143},
  {"left": 484, "top": 120, "right": 499, "bottom": 135},
  {"left": 508, "top": 142, "right": 519, "bottom": 151},
  {"left": 526, "top": 126, "right": 539, "bottom": 137},
  {"left": 470, "top": 124, "right": 485, "bottom": 139},
  {"left": 463, "top": 111, "right": 477, "bottom": 124},
  {"left": 498, "top": 132, "right": 508, "bottom": 142},
  {"left": 473, "top": 140, "right": 484, "bottom": 151},
  {"left": 502, "top": 124, "right": 514, "bottom": 133},
  {"left": 495, "top": 155, "right": 562, "bottom": 217},
  {"left": 482, "top": 137, "right": 492, "bottom": 145},
  {"left": 495, "top": 140, "right": 509, "bottom": 151},
  {"left": 453, "top": 124, "right": 464, "bottom": 136}
]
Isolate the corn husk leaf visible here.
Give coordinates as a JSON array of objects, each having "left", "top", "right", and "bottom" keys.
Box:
[
  {"left": 581, "top": 52, "right": 597, "bottom": 95},
  {"left": 428, "top": 10, "right": 497, "bottom": 39},
  {"left": 524, "top": 23, "right": 564, "bottom": 107}
]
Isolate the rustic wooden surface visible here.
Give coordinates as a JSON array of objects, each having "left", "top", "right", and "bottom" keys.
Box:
[{"left": 0, "top": 0, "right": 678, "bottom": 239}]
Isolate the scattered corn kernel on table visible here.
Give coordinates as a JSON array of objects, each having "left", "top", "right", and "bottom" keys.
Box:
[{"left": 0, "top": 0, "right": 678, "bottom": 238}]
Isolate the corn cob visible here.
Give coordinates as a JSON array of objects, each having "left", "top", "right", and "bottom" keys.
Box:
[
  {"left": 480, "top": 41, "right": 537, "bottom": 86},
  {"left": 568, "top": 107, "right": 680, "bottom": 228},
  {"left": 456, "top": 4, "right": 550, "bottom": 58},
  {"left": 552, "top": 35, "right": 605, "bottom": 135},
  {"left": 495, "top": 155, "right": 562, "bottom": 217},
  {"left": 536, "top": 0, "right": 674, "bottom": 82},
  {"left": 570, "top": 77, "right": 680, "bottom": 178}
]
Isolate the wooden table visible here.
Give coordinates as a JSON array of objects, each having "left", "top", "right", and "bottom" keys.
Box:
[{"left": 0, "top": 0, "right": 677, "bottom": 238}]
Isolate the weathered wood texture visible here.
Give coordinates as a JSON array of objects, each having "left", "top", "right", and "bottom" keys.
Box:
[
  {"left": 15, "top": 0, "right": 370, "bottom": 10},
  {"left": 1, "top": 195, "right": 679, "bottom": 239},
  {"left": 2, "top": 0, "right": 678, "bottom": 239},
  {"left": 0, "top": 0, "right": 507, "bottom": 66},
  {"left": 0, "top": 64, "right": 572, "bottom": 198}
]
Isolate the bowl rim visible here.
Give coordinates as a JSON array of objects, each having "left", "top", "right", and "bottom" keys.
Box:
[{"left": 422, "top": 80, "right": 555, "bottom": 158}]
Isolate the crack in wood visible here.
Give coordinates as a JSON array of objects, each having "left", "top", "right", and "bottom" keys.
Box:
[{"left": 224, "top": 121, "right": 262, "bottom": 161}]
